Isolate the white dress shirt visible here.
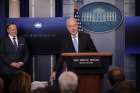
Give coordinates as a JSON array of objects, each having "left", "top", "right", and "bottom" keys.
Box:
[
  {"left": 9, "top": 35, "right": 18, "bottom": 46},
  {"left": 71, "top": 33, "right": 79, "bottom": 52}
]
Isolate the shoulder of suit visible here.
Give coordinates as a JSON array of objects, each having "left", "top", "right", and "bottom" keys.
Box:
[
  {"left": 17, "top": 36, "right": 26, "bottom": 41},
  {"left": 0, "top": 36, "right": 9, "bottom": 44},
  {"left": 1, "top": 36, "right": 9, "bottom": 40},
  {"left": 18, "top": 36, "right": 25, "bottom": 39},
  {"left": 79, "top": 31, "right": 90, "bottom": 36}
]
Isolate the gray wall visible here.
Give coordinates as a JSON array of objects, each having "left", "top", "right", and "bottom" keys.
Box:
[{"left": 29, "top": 0, "right": 55, "bottom": 17}]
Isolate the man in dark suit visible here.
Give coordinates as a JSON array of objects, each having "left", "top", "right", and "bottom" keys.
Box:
[
  {"left": 61, "top": 17, "right": 97, "bottom": 53},
  {"left": 61, "top": 27, "right": 97, "bottom": 53},
  {"left": 103, "top": 67, "right": 125, "bottom": 93},
  {"left": 0, "top": 23, "right": 29, "bottom": 92},
  {"left": 50, "top": 17, "right": 97, "bottom": 81}
]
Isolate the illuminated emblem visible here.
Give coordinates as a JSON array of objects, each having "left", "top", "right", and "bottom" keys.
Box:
[
  {"left": 78, "top": 2, "right": 123, "bottom": 32},
  {"left": 34, "top": 22, "right": 42, "bottom": 28}
]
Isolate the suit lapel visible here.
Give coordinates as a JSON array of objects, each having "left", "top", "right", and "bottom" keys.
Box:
[
  {"left": 7, "top": 37, "right": 16, "bottom": 50},
  {"left": 67, "top": 34, "right": 76, "bottom": 52},
  {"left": 17, "top": 37, "right": 23, "bottom": 51},
  {"left": 8, "top": 36, "right": 20, "bottom": 51},
  {"left": 78, "top": 32, "right": 81, "bottom": 52}
]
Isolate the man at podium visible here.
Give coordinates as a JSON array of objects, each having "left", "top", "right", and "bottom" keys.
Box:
[
  {"left": 51, "top": 17, "right": 97, "bottom": 80},
  {"left": 61, "top": 17, "right": 97, "bottom": 53}
]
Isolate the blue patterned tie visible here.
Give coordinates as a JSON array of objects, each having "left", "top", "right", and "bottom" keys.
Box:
[
  {"left": 73, "top": 36, "right": 78, "bottom": 52},
  {"left": 13, "top": 37, "right": 18, "bottom": 50}
]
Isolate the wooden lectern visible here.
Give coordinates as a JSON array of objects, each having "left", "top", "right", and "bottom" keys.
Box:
[{"left": 61, "top": 52, "right": 112, "bottom": 93}]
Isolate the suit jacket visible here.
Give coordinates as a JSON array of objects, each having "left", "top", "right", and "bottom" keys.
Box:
[
  {"left": 0, "top": 36, "right": 29, "bottom": 75},
  {"left": 61, "top": 32, "right": 97, "bottom": 52},
  {"left": 55, "top": 32, "right": 97, "bottom": 77}
]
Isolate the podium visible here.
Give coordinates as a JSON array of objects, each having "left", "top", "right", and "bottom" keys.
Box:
[{"left": 61, "top": 52, "right": 112, "bottom": 93}]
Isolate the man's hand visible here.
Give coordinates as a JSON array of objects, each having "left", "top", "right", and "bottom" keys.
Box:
[
  {"left": 50, "top": 72, "right": 56, "bottom": 80},
  {"left": 17, "top": 62, "right": 24, "bottom": 67},
  {"left": 10, "top": 62, "right": 20, "bottom": 68},
  {"left": 10, "top": 62, "right": 24, "bottom": 68}
]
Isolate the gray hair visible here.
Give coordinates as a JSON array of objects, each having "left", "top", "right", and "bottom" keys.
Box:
[
  {"left": 58, "top": 71, "right": 78, "bottom": 93},
  {"left": 66, "top": 17, "right": 78, "bottom": 26}
]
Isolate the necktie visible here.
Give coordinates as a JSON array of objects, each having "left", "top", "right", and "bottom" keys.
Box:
[
  {"left": 13, "top": 37, "right": 18, "bottom": 50},
  {"left": 73, "top": 36, "right": 78, "bottom": 52}
]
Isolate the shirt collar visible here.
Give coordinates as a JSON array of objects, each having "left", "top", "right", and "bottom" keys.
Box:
[
  {"left": 71, "top": 32, "right": 78, "bottom": 38},
  {"left": 9, "top": 34, "right": 17, "bottom": 39}
]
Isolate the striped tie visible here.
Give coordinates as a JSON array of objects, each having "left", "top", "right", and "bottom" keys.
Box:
[
  {"left": 13, "top": 37, "right": 18, "bottom": 50},
  {"left": 73, "top": 36, "right": 78, "bottom": 52}
]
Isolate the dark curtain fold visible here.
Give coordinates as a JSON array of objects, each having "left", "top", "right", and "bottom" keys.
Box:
[
  {"left": 20, "top": 0, "right": 29, "bottom": 17},
  {"left": 55, "top": 0, "right": 63, "bottom": 17},
  {"left": 0, "top": 0, "right": 8, "bottom": 38}
]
